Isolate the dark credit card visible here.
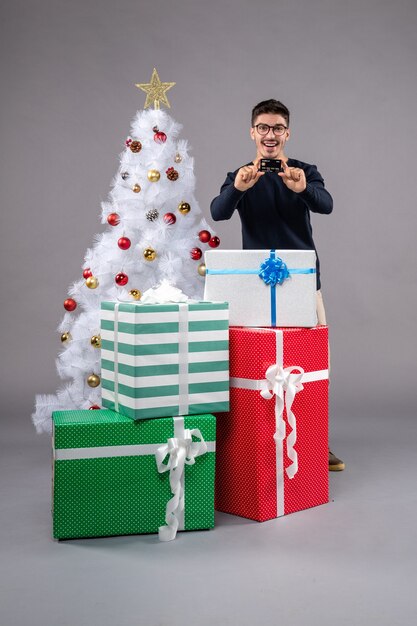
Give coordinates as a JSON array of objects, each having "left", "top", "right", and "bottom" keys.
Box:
[{"left": 258, "top": 158, "right": 282, "bottom": 172}]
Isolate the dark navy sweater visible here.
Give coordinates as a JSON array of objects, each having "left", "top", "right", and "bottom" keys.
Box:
[{"left": 210, "top": 159, "right": 333, "bottom": 289}]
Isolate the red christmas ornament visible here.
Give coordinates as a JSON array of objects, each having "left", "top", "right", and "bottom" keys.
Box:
[
  {"left": 163, "top": 212, "right": 176, "bottom": 225},
  {"left": 83, "top": 268, "right": 93, "bottom": 279},
  {"left": 198, "top": 230, "right": 211, "bottom": 243},
  {"left": 89, "top": 405, "right": 101, "bottom": 410},
  {"left": 190, "top": 247, "right": 203, "bottom": 260},
  {"left": 115, "top": 272, "right": 128, "bottom": 286},
  {"left": 107, "top": 213, "right": 120, "bottom": 226},
  {"left": 153, "top": 126, "right": 167, "bottom": 144},
  {"left": 118, "top": 236, "right": 131, "bottom": 250},
  {"left": 125, "top": 138, "right": 132, "bottom": 147},
  {"left": 209, "top": 236, "right": 220, "bottom": 248},
  {"left": 64, "top": 298, "right": 77, "bottom": 312}
]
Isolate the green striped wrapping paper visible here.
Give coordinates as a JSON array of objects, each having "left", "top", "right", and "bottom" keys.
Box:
[
  {"left": 100, "top": 301, "right": 229, "bottom": 420},
  {"left": 52, "top": 409, "right": 216, "bottom": 539}
]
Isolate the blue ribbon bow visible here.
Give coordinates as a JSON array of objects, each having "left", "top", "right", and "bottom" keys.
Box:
[{"left": 259, "top": 255, "right": 290, "bottom": 286}]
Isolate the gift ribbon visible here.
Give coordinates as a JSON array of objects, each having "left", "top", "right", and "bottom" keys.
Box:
[
  {"left": 155, "top": 416, "right": 208, "bottom": 542},
  {"left": 112, "top": 302, "right": 190, "bottom": 415},
  {"left": 229, "top": 329, "right": 328, "bottom": 517},
  {"left": 260, "top": 364, "right": 304, "bottom": 479},
  {"left": 206, "top": 250, "right": 315, "bottom": 326},
  {"left": 114, "top": 302, "right": 120, "bottom": 412},
  {"left": 177, "top": 304, "right": 189, "bottom": 415}
]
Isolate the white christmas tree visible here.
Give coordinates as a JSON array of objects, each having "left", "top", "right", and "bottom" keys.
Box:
[{"left": 33, "top": 69, "right": 220, "bottom": 434}]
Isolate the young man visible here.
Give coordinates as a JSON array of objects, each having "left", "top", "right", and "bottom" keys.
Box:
[{"left": 210, "top": 98, "right": 344, "bottom": 471}]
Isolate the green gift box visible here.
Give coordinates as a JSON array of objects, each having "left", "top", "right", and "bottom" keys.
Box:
[
  {"left": 100, "top": 301, "right": 229, "bottom": 420},
  {"left": 52, "top": 409, "right": 216, "bottom": 541}
]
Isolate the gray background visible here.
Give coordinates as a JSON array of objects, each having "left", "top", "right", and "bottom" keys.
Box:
[{"left": 1, "top": 0, "right": 416, "bottom": 625}]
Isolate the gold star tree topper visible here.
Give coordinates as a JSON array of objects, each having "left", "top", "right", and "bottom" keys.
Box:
[{"left": 135, "top": 68, "right": 176, "bottom": 110}]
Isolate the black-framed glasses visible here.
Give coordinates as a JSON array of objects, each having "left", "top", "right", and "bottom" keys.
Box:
[{"left": 253, "top": 123, "right": 287, "bottom": 136}]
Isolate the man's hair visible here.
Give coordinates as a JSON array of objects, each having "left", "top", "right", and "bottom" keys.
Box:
[{"left": 251, "top": 99, "right": 290, "bottom": 127}]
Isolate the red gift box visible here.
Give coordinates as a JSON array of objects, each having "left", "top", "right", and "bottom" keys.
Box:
[{"left": 215, "top": 326, "right": 329, "bottom": 521}]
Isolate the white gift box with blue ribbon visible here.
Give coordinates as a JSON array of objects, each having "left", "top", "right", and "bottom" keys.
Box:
[{"left": 204, "top": 250, "right": 317, "bottom": 328}]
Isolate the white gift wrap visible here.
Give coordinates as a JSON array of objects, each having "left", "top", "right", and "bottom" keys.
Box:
[{"left": 203, "top": 250, "right": 317, "bottom": 328}]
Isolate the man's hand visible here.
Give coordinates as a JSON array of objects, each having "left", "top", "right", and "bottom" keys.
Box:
[
  {"left": 278, "top": 161, "right": 306, "bottom": 193},
  {"left": 234, "top": 159, "right": 265, "bottom": 192}
]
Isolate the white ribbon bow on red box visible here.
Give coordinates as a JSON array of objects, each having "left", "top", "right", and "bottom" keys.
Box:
[{"left": 260, "top": 364, "right": 305, "bottom": 479}]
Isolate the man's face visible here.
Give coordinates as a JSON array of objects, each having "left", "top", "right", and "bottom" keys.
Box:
[{"left": 250, "top": 113, "right": 290, "bottom": 160}]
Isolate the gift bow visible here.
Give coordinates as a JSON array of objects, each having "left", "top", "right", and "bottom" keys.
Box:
[
  {"left": 155, "top": 428, "right": 207, "bottom": 541},
  {"left": 260, "top": 364, "right": 304, "bottom": 479},
  {"left": 259, "top": 254, "right": 290, "bottom": 286}
]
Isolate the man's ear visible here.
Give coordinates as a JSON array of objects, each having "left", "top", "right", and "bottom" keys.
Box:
[
  {"left": 285, "top": 128, "right": 291, "bottom": 142},
  {"left": 250, "top": 127, "right": 255, "bottom": 141}
]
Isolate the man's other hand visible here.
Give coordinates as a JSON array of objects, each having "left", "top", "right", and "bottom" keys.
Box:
[
  {"left": 234, "top": 159, "right": 265, "bottom": 191},
  {"left": 278, "top": 161, "right": 307, "bottom": 193}
]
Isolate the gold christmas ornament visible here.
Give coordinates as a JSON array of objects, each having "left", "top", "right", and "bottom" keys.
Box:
[
  {"left": 90, "top": 335, "right": 101, "bottom": 348},
  {"left": 174, "top": 153, "right": 182, "bottom": 163},
  {"left": 129, "top": 289, "right": 142, "bottom": 300},
  {"left": 178, "top": 201, "right": 191, "bottom": 214},
  {"left": 143, "top": 247, "right": 157, "bottom": 261},
  {"left": 197, "top": 263, "right": 207, "bottom": 277},
  {"left": 85, "top": 276, "right": 99, "bottom": 289},
  {"left": 147, "top": 169, "right": 161, "bottom": 182},
  {"left": 61, "top": 331, "right": 71, "bottom": 343},
  {"left": 133, "top": 183, "right": 141, "bottom": 193},
  {"left": 135, "top": 68, "right": 176, "bottom": 110},
  {"left": 87, "top": 374, "right": 101, "bottom": 388}
]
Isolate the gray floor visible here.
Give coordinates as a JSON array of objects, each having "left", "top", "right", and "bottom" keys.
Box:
[{"left": 1, "top": 408, "right": 416, "bottom": 626}]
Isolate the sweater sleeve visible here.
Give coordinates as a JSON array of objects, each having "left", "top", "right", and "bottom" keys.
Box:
[
  {"left": 298, "top": 165, "right": 333, "bottom": 215},
  {"left": 210, "top": 171, "right": 246, "bottom": 221}
]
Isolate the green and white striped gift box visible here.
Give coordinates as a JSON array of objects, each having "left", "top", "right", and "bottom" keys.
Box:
[{"left": 100, "top": 301, "right": 229, "bottom": 420}]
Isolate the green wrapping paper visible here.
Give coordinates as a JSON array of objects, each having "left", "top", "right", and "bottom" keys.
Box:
[
  {"left": 52, "top": 409, "right": 216, "bottom": 540},
  {"left": 100, "top": 301, "right": 229, "bottom": 420}
]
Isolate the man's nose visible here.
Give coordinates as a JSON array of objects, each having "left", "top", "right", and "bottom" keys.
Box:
[{"left": 266, "top": 127, "right": 276, "bottom": 138}]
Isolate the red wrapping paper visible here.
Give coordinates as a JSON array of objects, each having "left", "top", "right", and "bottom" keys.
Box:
[{"left": 215, "top": 326, "right": 329, "bottom": 521}]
